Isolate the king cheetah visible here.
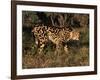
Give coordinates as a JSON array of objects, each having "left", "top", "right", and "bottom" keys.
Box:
[{"left": 32, "top": 25, "right": 80, "bottom": 54}]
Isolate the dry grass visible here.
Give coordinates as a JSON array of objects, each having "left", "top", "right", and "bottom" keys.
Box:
[{"left": 22, "top": 44, "right": 89, "bottom": 68}]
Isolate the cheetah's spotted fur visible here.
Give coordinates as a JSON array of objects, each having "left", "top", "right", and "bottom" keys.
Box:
[{"left": 32, "top": 25, "right": 80, "bottom": 54}]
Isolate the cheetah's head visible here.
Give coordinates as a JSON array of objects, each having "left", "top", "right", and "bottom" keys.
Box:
[{"left": 69, "top": 31, "right": 80, "bottom": 41}]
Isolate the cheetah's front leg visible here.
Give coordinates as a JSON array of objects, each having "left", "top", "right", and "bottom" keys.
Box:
[
  {"left": 55, "top": 44, "right": 63, "bottom": 55},
  {"left": 64, "top": 45, "right": 69, "bottom": 54},
  {"left": 38, "top": 44, "right": 45, "bottom": 54}
]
